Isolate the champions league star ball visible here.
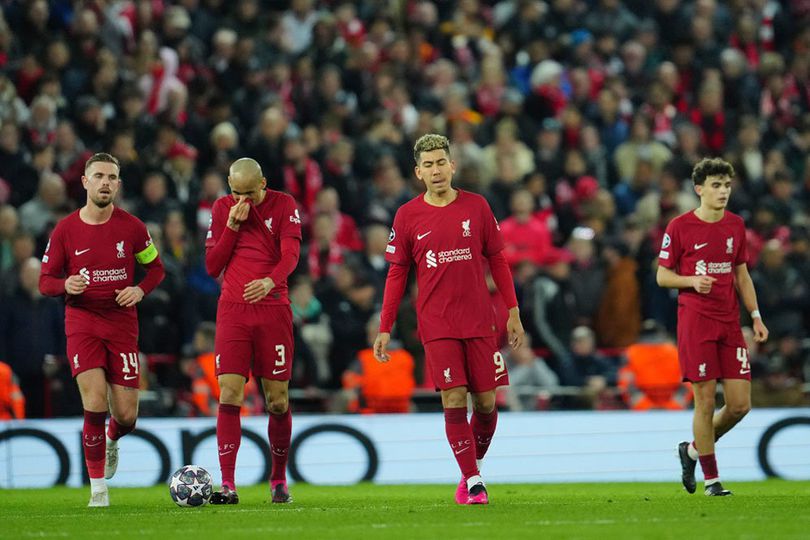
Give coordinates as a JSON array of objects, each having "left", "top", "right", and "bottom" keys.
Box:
[{"left": 169, "top": 465, "right": 213, "bottom": 507}]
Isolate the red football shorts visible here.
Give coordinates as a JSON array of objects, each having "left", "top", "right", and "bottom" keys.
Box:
[
  {"left": 67, "top": 333, "right": 141, "bottom": 388},
  {"left": 214, "top": 302, "right": 294, "bottom": 381},
  {"left": 423, "top": 336, "right": 508, "bottom": 392},
  {"left": 677, "top": 307, "right": 750, "bottom": 383}
]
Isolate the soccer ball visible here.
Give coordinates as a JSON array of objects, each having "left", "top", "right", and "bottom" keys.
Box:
[{"left": 169, "top": 465, "right": 213, "bottom": 507}]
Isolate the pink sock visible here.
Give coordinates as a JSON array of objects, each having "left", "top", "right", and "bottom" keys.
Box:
[
  {"left": 83, "top": 410, "right": 107, "bottom": 479},
  {"left": 471, "top": 409, "right": 498, "bottom": 460},
  {"left": 107, "top": 417, "right": 136, "bottom": 441},
  {"left": 268, "top": 409, "right": 292, "bottom": 484},
  {"left": 698, "top": 453, "right": 719, "bottom": 481},
  {"left": 444, "top": 407, "right": 478, "bottom": 479},
  {"left": 217, "top": 404, "right": 241, "bottom": 490}
]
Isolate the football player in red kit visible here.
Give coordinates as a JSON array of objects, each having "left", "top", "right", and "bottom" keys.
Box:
[
  {"left": 657, "top": 157, "right": 768, "bottom": 496},
  {"left": 205, "top": 158, "right": 301, "bottom": 504},
  {"left": 374, "top": 134, "right": 525, "bottom": 505},
  {"left": 39, "top": 153, "right": 165, "bottom": 507}
]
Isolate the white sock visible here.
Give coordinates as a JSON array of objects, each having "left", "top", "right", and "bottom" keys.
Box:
[
  {"left": 476, "top": 458, "right": 483, "bottom": 472},
  {"left": 90, "top": 477, "right": 107, "bottom": 493},
  {"left": 687, "top": 442, "right": 699, "bottom": 461},
  {"left": 704, "top": 477, "right": 720, "bottom": 487},
  {"left": 466, "top": 474, "right": 484, "bottom": 491}
]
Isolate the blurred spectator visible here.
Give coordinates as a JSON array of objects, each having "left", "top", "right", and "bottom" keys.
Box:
[
  {"left": 136, "top": 170, "right": 180, "bottom": 225},
  {"left": 750, "top": 239, "right": 809, "bottom": 339},
  {"left": 500, "top": 188, "right": 555, "bottom": 269},
  {"left": 313, "top": 186, "right": 363, "bottom": 251},
  {"left": 355, "top": 223, "right": 389, "bottom": 299},
  {"left": 283, "top": 134, "right": 322, "bottom": 225},
  {"left": 341, "top": 314, "right": 415, "bottom": 414},
  {"left": 18, "top": 173, "right": 67, "bottom": 239},
  {"left": 0, "top": 359, "right": 25, "bottom": 420},
  {"left": 504, "top": 338, "right": 560, "bottom": 412},
  {"left": 290, "top": 274, "right": 332, "bottom": 386},
  {"left": 0, "top": 258, "right": 63, "bottom": 417},
  {"left": 748, "top": 327, "right": 808, "bottom": 407},
  {"left": 0, "top": 231, "right": 36, "bottom": 296},
  {"left": 0, "top": 204, "right": 19, "bottom": 273},
  {"left": 567, "top": 226, "right": 605, "bottom": 327},
  {"left": 618, "top": 321, "right": 692, "bottom": 410},
  {"left": 614, "top": 114, "right": 673, "bottom": 182},
  {"left": 594, "top": 239, "right": 642, "bottom": 348}
]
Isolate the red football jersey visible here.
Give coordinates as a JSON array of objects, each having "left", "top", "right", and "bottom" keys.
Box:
[
  {"left": 40, "top": 208, "right": 159, "bottom": 338},
  {"left": 385, "top": 190, "right": 505, "bottom": 343},
  {"left": 205, "top": 190, "right": 302, "bottom": 305},
  {"left": 658, "top": 210, "right": 748, "bottom": 322}
]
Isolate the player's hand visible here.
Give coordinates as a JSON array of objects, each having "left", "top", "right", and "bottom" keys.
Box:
[
  {"left": 115, "top": 286, "right": 145, "bottom": 307},
  {"left": 753, "top": 317, "right": 769, "bottom": 343},
  {"left": 506, "top": 308, "right": 525, "bottom": 350},
  {"left": 691, "top": 276, "right": 717, "bottom": 294},
  {"left": 243, "top": 277, "right": 274, "bottom": 303},
  {"left": 64, "top": 274, "right": 88, "bottom": 295},
  {"left": 373, "top": 332, "right": 391, "bottom": 362},
  {"left": 227, "top": 196, "right": 250, "bottom": 231}
]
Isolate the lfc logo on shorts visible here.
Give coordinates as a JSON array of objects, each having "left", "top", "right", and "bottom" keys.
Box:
[
  {"left": 444, "top": 367, "right": 452, "bottom": 383},
  {"left": 698, "top": 363, "right": 706, "bottom": 378}
]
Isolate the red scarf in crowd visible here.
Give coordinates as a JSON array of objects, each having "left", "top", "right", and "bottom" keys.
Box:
[{"left": 284, "top": 158, "right": 323, "bottom": 221}]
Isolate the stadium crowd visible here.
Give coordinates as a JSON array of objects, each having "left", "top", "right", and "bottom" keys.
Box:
[{"left": 1, "top": 0, "right": 809, "bottom": 418}]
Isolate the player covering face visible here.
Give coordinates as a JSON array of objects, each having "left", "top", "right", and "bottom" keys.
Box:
[
  {"left": 375, "top": 134, "right": 525, "bottom": 505},
  {"left": 205, "top": 157, "right": 302, "bottom": 504},
  {"left": 39, "top": 153, "right": 165, "bottom": 507},
  {"left": 657, "top": 157, "right": 768, "bottom": 496}
]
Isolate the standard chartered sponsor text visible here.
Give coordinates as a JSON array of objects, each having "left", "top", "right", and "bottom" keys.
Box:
[
  {"left": 707, "top": 262, "right": 732, "bottom": 274},
  {"left": 92, "top": 268, "right": 128, "bottom": 282},
  {"left": 438, "top": 247, "right": 473, "bottom": 264}
]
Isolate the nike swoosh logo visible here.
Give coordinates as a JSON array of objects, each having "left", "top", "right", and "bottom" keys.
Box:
[
  {"left": 694, "top": 243, "right": 708, "bottom": 250},
  {"left": 739, "top": 370, "right": 750, "bottom": 374},
  {"left": 75, "top": 249, "right": 91, "bottom": 256},
  {"left": 416, "top": 231, "right": 432, "bottom": 240},
  {"left": 219, "top": 450, "right": 233, "bottom": 456},
  {"left": 495, "top": 373, "right": 508, "bottom": 381},
  {"left": 454, "top": 447, "right": 469, "bottom": 455},
  {"left": 86, "top": 441, "right": 103, "bottom": 447},
  {"left": 123, "top": 374, "right": 138, "bottom": 380},
  {"left": 272, "top": 368, "right": 287, "bottom": 375}
]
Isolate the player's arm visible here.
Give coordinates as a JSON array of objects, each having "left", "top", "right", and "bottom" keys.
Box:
[
  {"left": 115, "top": 230, "right": 166, "bottom": 308},
  {"left": 656, "top": 265, "right": 716, "bottom": 294},
  {"left": 486, "top": 250, "right": 525, "bottom": 349},
  {"left": 38, "top": 226, "right": 86, "bottom": 296},
  {"left": 374, "top": 262, "right": 410, "bottom": 362},
  {"left": 243, "top": 236, "right": 301, "bottom": 303},
  {"left": 734, "top": 263, "right": 769, "bottom": 343},
  {"left": 205, "top": 198, "right": 249, "bottom": 278}
]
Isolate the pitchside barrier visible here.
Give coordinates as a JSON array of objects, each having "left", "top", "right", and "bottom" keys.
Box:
[{"left": 1, "top": 409, "right": 809, "bottom": 488}]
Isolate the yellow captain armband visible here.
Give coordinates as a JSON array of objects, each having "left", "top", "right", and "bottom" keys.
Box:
[{"left": 135, "top": 243, "right": 159, "bottom": 264}]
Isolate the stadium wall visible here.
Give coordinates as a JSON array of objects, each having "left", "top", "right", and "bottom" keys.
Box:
[{"left": 2, "top": 409, "right": 809, "bottom": 488}]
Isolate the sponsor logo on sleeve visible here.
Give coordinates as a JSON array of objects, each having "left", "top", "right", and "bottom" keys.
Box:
[
  {"left": 388, "top": 227, "right": 396, "bottom": 243},
  {"left": 661, "top": 234, "right": 671, "bottom": 249},
  {"left": 386, "top": 245, "right": 396, "bottom": 254},
  {"left": 659, "top": 250, "right": 669, "bottom": 260}
]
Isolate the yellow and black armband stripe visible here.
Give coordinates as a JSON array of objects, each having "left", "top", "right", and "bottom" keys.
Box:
[{"left": 135, "top": 243, "right": 159, "bottom": 264}]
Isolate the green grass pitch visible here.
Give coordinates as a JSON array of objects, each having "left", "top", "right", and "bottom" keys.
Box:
[{"left": 3, "top": 481, "right": 809, "bottom": 539}]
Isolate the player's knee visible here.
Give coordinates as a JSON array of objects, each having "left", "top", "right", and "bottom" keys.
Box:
[
  {"left": 219, "top": 385, "right": 244, "bottom": 406},
  {"left": 267, "top": 398, "right": 289, "bottom": 415},
  {"left": 728, "top": 402, "right": 751, "bottom": 419},
  {"left": 472, "top": 395, "right": 496, "bottom": 413},
  {"left": 115, "top": 411, "right": 137, "bottom": 427}
]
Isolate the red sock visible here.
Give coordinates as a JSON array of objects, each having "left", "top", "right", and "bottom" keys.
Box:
[
  {"left": 698, "top": 453, "right": 719, "bottom": 481},
  {"left": 444, "top": 407, "right": 478, "bottom": 479},
  {"left": 107, "top": 417, "right": 136, "bottom": 441},
  {"left": 83, "top": 410, "right": 107, "bottom": 479},
  {"left": 471, "top": 409, "right": 498, "bottom": 460},
  {"left": 217, "top": 404, "right": 241, "bottom": 490},
  {"left": 268, "top": 409, "right": 292, "bottom": 484}
]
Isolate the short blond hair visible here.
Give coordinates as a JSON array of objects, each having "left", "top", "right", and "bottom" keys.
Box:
[{"left": 413, "top": 133, "right": 450, "bottom": 164}]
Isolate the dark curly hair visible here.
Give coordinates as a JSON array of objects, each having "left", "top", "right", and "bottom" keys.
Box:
[{"left": 691, "top": 157, "right": 735, "bottom": 186}]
